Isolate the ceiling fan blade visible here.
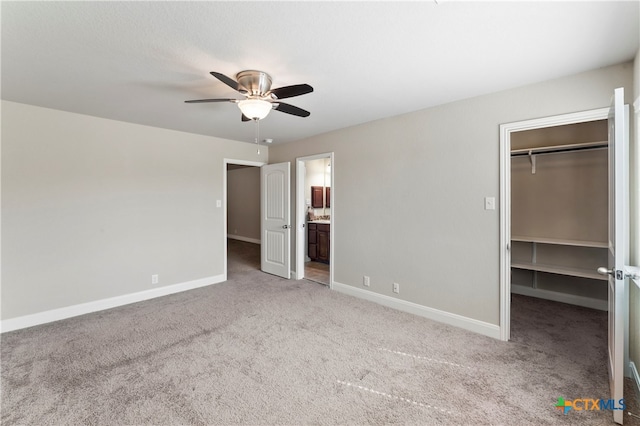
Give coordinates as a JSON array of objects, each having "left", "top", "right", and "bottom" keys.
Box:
[
  {"left": 184, "top": 98, "right": 236, "bottom": 103},
  {"left": 269, "top": 84, "right": 313, "bottom": 100},
  {"left": 274, "top": 102, "right": 310, "bottom": 117},
  {"left": 241, "top": 114, "right": 251, "bottom": 122},
  {"left": 210, "top": 71, "right": 244, "bottom": 92}
]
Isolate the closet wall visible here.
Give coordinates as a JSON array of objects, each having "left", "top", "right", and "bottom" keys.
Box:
[
  {"left": 227, "top": 165, "right": 261, "bottom": 243},
  {"left": 511, "top": 120, "right": 609, "bottom": 309}
]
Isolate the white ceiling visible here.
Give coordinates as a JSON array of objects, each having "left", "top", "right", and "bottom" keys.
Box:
[{"left": 2, "top": 1, "right": 638, "bottom": 145}]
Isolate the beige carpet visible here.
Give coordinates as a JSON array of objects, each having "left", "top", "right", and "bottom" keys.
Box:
[{"left": 1, "top": 239, "right": 636, "bottom": 425}]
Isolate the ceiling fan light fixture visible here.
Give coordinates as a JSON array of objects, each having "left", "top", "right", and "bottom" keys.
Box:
[{"left": 238, "top": 99, "right": 272, "bottom": 120}]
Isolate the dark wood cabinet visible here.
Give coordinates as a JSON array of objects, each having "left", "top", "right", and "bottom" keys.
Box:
[
  {"left": 325, "top": 187, "right": 330, "bottom": 208},
  {"left": 308, "top": 223, "right": 317, "bottom": 261},
  {"left": 308, "top": 222, "right": 330, "bottom": 263},
  {"left": 311, "top": 186, "right": 324, "bottom": 208},
  {"left": 308, "top": 241, "right": 317, "bottom": 260},
  {"left": 318, "top": 229, "right": 329, "bottom": 261}
]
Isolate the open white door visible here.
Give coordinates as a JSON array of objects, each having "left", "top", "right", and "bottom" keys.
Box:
[
  {"left": 598, "top": 87, "right": 629, "bottom": 424},
  {"left": 261, "top": 162, "right": 291, "bottom": 279}
]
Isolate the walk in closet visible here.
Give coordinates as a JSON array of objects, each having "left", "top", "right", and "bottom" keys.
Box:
[{"left": 510, "top": 120, "right": 609, "bottom": 310}]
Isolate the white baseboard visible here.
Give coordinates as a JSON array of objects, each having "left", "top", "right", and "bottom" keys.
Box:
[
  {"left": 332, "top": 281, "right": 501, "bottom": 339},
  {"left": 631, "top": 361, "right": 640, "bottom": 397},
  {"left": 0, "top": 274, "right": 225, "bottom": 333},
  {"left": 227, "top": 234, "right": 261, "bottom": 245},
  {"left": 511, "top": 284, "right": 608, "bottom": 311}
]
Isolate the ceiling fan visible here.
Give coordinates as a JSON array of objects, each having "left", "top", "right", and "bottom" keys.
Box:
[{"left": 185, "top": 70, "right": 313, "bottom": 121}]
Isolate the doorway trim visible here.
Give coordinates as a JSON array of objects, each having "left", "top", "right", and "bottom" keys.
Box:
[
  {"left": 499, "top": 107, "right": 609, "bottom": 341},
  {"left": 295, "top": 152, "right": 334, "bottom": 287},
  {"left": 223, "top": 158, "right": 266, "bottom": 281}
]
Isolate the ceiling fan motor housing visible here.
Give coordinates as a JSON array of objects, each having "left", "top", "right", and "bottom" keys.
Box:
[{"left": 236, "top": 70, "right": 273, "bottom": 98}]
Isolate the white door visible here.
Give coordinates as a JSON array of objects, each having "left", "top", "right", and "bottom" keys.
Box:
[
  {"left": 261, "top": 162, "right": 291, "bottom": 279},
  {"left": 598, "top": 87, "right": 629, "bottom": 424}
]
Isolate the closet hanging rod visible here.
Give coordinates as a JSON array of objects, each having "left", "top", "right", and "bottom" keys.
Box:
[{"left": 511, "top": 141, "right": 607, "bottom": 157}]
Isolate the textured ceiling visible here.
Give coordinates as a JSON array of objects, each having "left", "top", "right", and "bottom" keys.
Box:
[{"left": 2, "top": 1, "right": 638, "bottom": 145}]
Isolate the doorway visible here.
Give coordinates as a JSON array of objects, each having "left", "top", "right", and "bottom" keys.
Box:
[
  {"left": 223, "top": 158, "right": 265, "bottom": 281},
  {"left": 295, "top": 153, "right": 334, "bottom": 287},
  {"left": 499, "top": 107, "right": 610, "bottom": 341}
]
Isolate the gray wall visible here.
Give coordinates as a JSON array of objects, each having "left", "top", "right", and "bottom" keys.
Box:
[
  {"left": 269, "top": 62, "right": 634, "bottom": 326},
  {"left": 227, "top": 166, "right": 260, "bottom": 242},
  {"left": 1, "top": 101, "right": 268, "bottom": 320}
]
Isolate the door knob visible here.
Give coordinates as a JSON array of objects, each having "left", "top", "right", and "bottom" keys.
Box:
[
  {"left": 597, "top": 267, "right": 614, "bottom": 276},
  {"left": 282, "top": 225, "right": 290, "bottom": 229},
  {"left": 599, "top": 267, "right": 636, "bottom": 280}
]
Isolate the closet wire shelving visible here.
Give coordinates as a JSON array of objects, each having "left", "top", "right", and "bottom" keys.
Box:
[{"left": 510, "top": 140, "right": 609, "bottom": 285}]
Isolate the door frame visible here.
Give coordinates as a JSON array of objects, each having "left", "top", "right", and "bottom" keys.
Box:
[
  {"left": 223, "top": 158, "right": 266, "bottom": 281},
  {"left": 295, "top": 152, "right": 334, "bottom": 287},
  {"left": 499, "top": 107, "right": 609, "bottom": 341}
]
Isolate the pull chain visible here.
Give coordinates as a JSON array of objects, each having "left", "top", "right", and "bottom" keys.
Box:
[{"left": 254, "top": 119, "right": 260, "bottom": 154}]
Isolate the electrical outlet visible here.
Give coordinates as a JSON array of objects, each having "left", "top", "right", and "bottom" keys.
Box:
[
  {"left": 393, "top": 282, "right": 400, "bottom": 294},
  {"left": 363, "top": 276, "right": 370, "bottom": 287},
  {"left": 152, "top": 274, "right": 159, "bottom": 284}
]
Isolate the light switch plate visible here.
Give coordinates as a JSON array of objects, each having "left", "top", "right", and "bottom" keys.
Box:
[
  {"left": 484, "top": 197, "right": 495, "bottom": 210},
  {"left": 216, "top": 200, "right": 222, "bottom": 208}
]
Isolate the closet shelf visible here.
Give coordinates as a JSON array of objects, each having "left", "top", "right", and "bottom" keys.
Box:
[
  {"left": 511, "top": 236, "right": 608, "bottom": 248},
  {"left": 511, "top": 141, "right": 607, "bottom": 156},
  {"left": 511, "top": 261, "right": 607, "bottom": 281}
]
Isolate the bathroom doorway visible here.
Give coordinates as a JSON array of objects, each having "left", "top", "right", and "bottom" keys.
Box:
[{"left": 296, "top": 153, "right": 334, "bottom": 287}]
